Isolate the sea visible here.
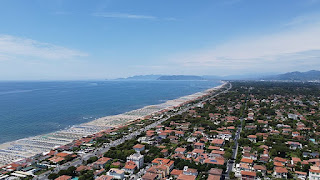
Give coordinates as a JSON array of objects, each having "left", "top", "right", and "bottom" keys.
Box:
[{"left": 0, "top": 80, "right": 221, "bottom": 144}]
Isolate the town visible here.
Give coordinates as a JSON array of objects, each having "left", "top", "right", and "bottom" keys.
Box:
[{"left": 1, "top": 81, "right": 320, "bottom": 180}]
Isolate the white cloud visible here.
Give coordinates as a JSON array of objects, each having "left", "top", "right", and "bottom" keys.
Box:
[
  {"left": 93, "top": 12, "right": 156, "bottom": 19},
  {"left": 93, "top": 12, "right": 178, "bottom": 21},
  {"left": 168, "top": 14, "right": 320, "bottom": 74},
  {"left": 0, "top": 35, "right": 88, "bottom": 60},
  {"left": 285, "top": 13, "right": 320, "bottom": 26}
]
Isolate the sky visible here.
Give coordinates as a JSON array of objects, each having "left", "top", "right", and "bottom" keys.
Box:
[{"left": 0, "top": 0, "right": 320, "bottom": 80}]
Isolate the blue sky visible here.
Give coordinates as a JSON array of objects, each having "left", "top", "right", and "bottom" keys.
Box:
[{"left": 0, "top": 0, "right": 320, "bottom": 80}]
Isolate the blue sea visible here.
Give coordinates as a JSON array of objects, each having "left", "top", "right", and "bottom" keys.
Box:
[{"left": 0, "top": 80, "right": 221, "bottom": 144}]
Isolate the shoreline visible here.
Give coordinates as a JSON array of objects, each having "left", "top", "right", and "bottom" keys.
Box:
[{"left": 0, "top": 81, "right": 226, "bottom": 166}]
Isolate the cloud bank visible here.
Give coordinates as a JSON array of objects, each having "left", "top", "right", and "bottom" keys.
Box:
[
  {"left": 0, "top": 35, "right": 88, "bottom": 61},
  {"left": 167, "top": 14, "right": 320, "bottom": 74},
  {"left": 93, "top": 12, "right": 156, "bottom": 19}
]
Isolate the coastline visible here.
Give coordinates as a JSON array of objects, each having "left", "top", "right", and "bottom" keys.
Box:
[{"left": 0, "top": 81, "right": 226, "bottom": 166}]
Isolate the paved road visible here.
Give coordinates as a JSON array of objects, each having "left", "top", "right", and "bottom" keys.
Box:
[{"left": 35, "top": 82, "right": 231, "bottom": 180}]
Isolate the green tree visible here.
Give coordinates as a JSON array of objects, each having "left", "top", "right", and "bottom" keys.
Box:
[{"left": 48, "top": 173, "right": 58, "bottom": 180}]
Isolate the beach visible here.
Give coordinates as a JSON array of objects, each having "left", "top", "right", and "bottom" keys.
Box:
[{"left": 0, "top": 81, "right": 226, "bottom": 166}]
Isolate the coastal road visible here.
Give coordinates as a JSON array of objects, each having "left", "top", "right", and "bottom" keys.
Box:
[
  {"left": 35, "top": 82, "right": 231, "bottom": 180},
  {"left": 225, "top": 118, "right": 243, "bottom": 179}
]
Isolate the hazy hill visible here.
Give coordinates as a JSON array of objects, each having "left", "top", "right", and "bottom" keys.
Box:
[
  {"left": 262, "top": 70, "right": 320, "bottom": 81},
  {"left": 115, "top": 75, "right": 162, "bottom": 80},
  {"left": 157, "top": 75, "right": 204, "bottom": 80}
]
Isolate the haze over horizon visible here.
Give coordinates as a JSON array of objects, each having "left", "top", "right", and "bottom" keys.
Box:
[{"left": 1, "top": 0, "right": 320, "bottom": 80}]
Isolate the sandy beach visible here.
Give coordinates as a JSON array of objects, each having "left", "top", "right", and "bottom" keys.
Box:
[{"left": 0, "top": 81, "right": 226, "bottom": 166}]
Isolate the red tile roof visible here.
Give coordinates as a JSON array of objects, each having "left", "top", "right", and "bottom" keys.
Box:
[
  {"left": 241, "top": 171, "right": 256, "bottom": 177},
  {"left": 241, "top": 158, "right": 253, "bottom": 164},
  {"left": 133, "top": 144, "right": 145, "bottom": 149},
  {"left": 55, "top": 175, "right": 72, "bottom": 180},
  {"left": 275, "top": 167, "right": 288, "bottom": 173}
]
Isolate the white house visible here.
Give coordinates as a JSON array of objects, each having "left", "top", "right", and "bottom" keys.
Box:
[
  {"left": 127, "top": 153, "right": 144, "bottom": 169},
  {"left": 273, "top": 167, "right": 288, "bottom": 179},
  {"left": 107, "top": 168, "right": 124, "bottom": 179},
  {"left": 309, "top": 169, "right": 320, "bottom": 180}
]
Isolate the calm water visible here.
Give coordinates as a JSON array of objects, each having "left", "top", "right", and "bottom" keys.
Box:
[{"left": 0, "top": 80, "right": 221, "bottom": 144}]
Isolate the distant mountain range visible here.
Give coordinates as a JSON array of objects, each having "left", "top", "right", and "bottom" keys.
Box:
[
  {"left": 262, "top": 70, "right": 320, "bottom": 81},
  {"left": 116, "top": 75, "right": 162, "bottom": 81},
  {"left": 157, "top": 75, "right": 205, "bottom": 80},
  {"left": 113, "top": 70, "right": 320, "bottom": 81}
]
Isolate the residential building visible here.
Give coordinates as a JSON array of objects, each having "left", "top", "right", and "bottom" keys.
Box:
[
  {"left": 107, "top": 168, "right": 125, "bottom": 179},
  {"left": 127, "top": 153, "right": 144, "bottom": 169}
]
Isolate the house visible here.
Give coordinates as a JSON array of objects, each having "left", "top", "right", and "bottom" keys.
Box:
[
  {"left": 208, "top": 168, "right": 223, "bottom": 176},
  {"left": 93, "top": 157, "right": 112, "bottom": 169},
  {"left": 282, "top": 128, "right": 292, "bottom": 135},
  {"left": 158, "top": 132, "right": 167, "bottom": 139},
  {"left": 309, "top": 169, "right": 320, "bottom": 180},
  {"left": 243, "top": 153, "right": 257, "bottom": 160},
  {"left": 274, "top": 157, "right": 287, "bottom": 165},
  {"left": 194, "top": 142, "right": 204, "bottom": 149},
  {"left": 210, "top": 150, "right": 225, "bottom": 157},
  {"left": 175, "top": 131, "right": 185, "bottom": 137},
  {"left": 151, "top": 158, "right": 174, "bottom": 171},
  {"left": 146, "top": 165, "right": 170, "bottom": 179},
  {"left": 273, "top": 167, "right": 288, "bottom": 179},
  {"left": 211, "top": 139, "right": 225, "bottom": 147},
  {"left": 96, "top": 175, "right": 113, "bottom": 180},
  {"left": 127, "top": 153, "right": 144, "bottom": 169},
  {"left": 191, "top": 149, "right": 204, "bottom": 158},
  {"left": 241, "top": 158, "right": 253, "bottom": 166},
  {"left": 171, "top": 169, "right": 183, "bottom": 178},
  {"left": 76, "top": 165, "right": 90, "bottom": 174},
  {"left": 208, "top": 168, "right": 222, "bottom": 180},
  {"left": 294, "top": 171, "right": 307, "bottom": 180},
  {"left": 94, "top": 168, "right": 106, "bottom": 177},
  {"left": 241, "top": 171, "right": 256, "bottom": 180},
  {"left": 107, "top": 168, "right": 125, "bottom": 179},
  {"left": 175, "top": 148, "right": 186, "bottom": 154},
  {"left": 183, "top": 166, "right": 198, "bottom": 176},
  {"left": 303, "top": 152, "right": 319, "bottom": 158},
  {"left": 208, "top": 174, "right": 221, "bottom": 180},
  {"left": 133, "top": 144, "right": 145, "bottom": 153},
  {"left": 292, "top": 131, "right": 300, "bottom": 137},
  {"left": 238, "top": 163, "right": 251, "bottom": 172},
  {"left": 259, "top": 156, "right": 269, "bottom": 163},
  {"left": 55, "top": 175, "right": 72, "bottom": 180},
  {"left": 291, "top": 157, "right": 301, "bottom": 165},
  {"left": 161, "top": 149, "right": 169, "bottom": 156},
  {"left": 123, "top": 161, "right": 137, "bottom": 174},
  {"left": 217, "top": 131, "right": 232, "bottom": 140},
  {"left": 247, "top": 135, "right": 257, "bottom": 143},
  {"left": 142, "top": 172, "right": 158, "bottom": 180},
  {"left": 287, "top": 141, "right": 302, "bottom": 150},
  {"left": 177, "top": 174, "right": 196, "bottom": 180},
  {"left": 203, "top": 157, "right": 225, "bottom": 166},
  {"left": 253, "top": 165, "right": 266, "bottom": 176}
]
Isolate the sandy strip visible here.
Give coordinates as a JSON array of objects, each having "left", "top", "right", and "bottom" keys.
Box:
[{"left": 0, "top": 81, "right": 226, "bottom": 166}]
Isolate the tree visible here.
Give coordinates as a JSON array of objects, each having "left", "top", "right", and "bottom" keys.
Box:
[
  {"left": 257, "top": 172, "right": 263, "bottom": 178},
  {"left": 302, "top": 164, "right": 310, "bottom": 172},
  {"left": 48, "top": 173, "right": 58, "bottom": 180},
  {"left": 229, "top": 172, "right": 235, "bottom": 179},
  {"left": 66, "top": 166, "right": 76, "bottom": 176},
  {"left": 86, "top": 156, "right": 98, "bottom": 164},
  {"left": 224, "top": 151, "right": 232, "bottom": 160}
]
